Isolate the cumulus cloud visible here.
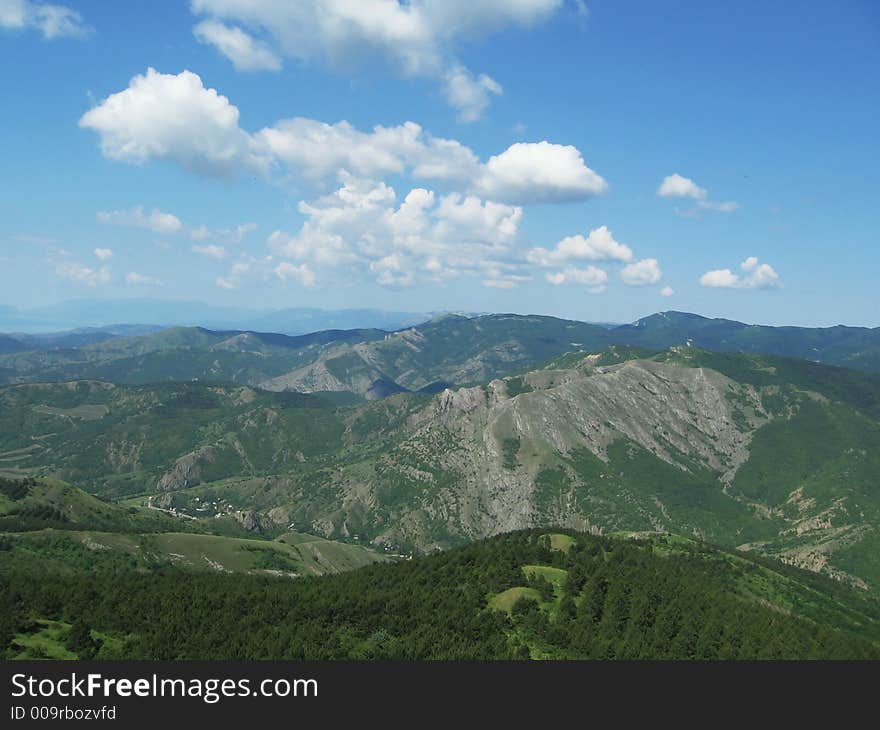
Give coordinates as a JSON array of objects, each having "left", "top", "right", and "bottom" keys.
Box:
[
  {"left": 98, "top": 202, "right": 254, "bottom": 247},
  {"left": 93, "top": 247, "right": 113, "bottom": 260},
  {"left": 192, "top": 244, "right": 228, "bottom": 260},
  {"left": 527, "top": 226, "right": 631, "bottom": 266},
  {"left": 193, "top": 19, "right": 281, "bottom": 71},
  {"left": 444, "top": 65, "right": 502, "bottom": 122},
  {"left": 189, "top": 0, "right": 563, "bottom": 119},
  {"left": 657, "top": 173, "right": 738, "bottom": 215},
  {"left": 700, "top": 256, "right": 780, "bottom": 289},
  {"left": 256, "top": 119, "right": 439, "bottom": 182},
  {"left": 275, "top": 261, "right": 317, "bottom": 288},
  {"left": 477, "top": 142, "right": 607, "bottom": 204},
  {"left": 215, "top": 258, "right": 265, "bottom": 290},
  {"left": 55, "top": 261, "right": 110, "bottom": 287},
  {"left": 190, "top": 222, "right": 257, "bottom": 244},
  {"left": 660, "top": 285, "right": 674, "bottom": 297},
  {"left": 620, "top": 258, "right": 662, "bottom": 286},
  {"left": 657, "top": 173, "right": 707, "bottom": 201},
  {"left": 545, "top": 266, "right": 607, "bottom": 292},
  {"left": 81, "top": 71, "right": 607, "bottom": 206},
  {"left": 0, "top": 0, "right": 91, "bottom": 39},
  {"left": 267, "top": 174, "right": 528, "bottom": 289},
  {"left": 125, "top": 271, "right": 163, "bottom": 286},
  {"left": 79, "top": 68, "right": 270, "bottom": 177},
  {"left": 97, "top": 205, "right": 183, "bottom": 234}
]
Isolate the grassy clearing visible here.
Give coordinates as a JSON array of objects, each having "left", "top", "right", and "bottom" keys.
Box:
[
  {"left": 9, "top": 619, "right": 125, "bottom": 660},
  {"left": 32, "top": 404, "right": 109, "bottom": 421},
  {"left": 11, "top": 620, "right": 77, "bottom": 660},
  {"left": 149, "top": 531, "right": 388, "bottom": 575},
  {"left": 523, "top": 564, "right": 568, "bottom": 588},
  {"left": 489, "top": 586, "right": 542, "bottom": 614},
  {"left": 546, "top": 533, "right": 575, "bottom": 553}
]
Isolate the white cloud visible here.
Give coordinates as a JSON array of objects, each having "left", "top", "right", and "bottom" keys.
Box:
[
  {"left": 93, "top": 247, "right": 113, "bottom": 260},
  {"left": 81, "top": 70, "right": 607, "bottom": 206},
  {"left": 370, "top": 254, "right": 415, "bottom": 288},
  {"left": 483, "top": 273, "right": 530, "bottom": 289},
  {"left": 55, "top": 261, "right": 110, "bottom": 287},
  {"left": 699, "top": 269, "right": 739, "bottom": 288},
  {"left": 190, "top": 0, "right": 563, "bottom": 119},
  {"left": 699, "top": 200, "right": 739, "bottom": 213},
  {"left": 660, "top": 285, "right": 674, "bottom": 297},
  {"left": 527, "top": 226, "right": 632, "bottom": 266},
  {"left": 699, "top": 257, "right": 780, "bottom": 289},
  {"left": 79, "top": 68, "right": 270, "bottom": 177},
  {"left": 658, "top": 173, "right": 738, "bottom": 214},
  {"left": 257, "top": 119, "right": 428, "bottom": 182},
  {"left": 192, "top": 244, "right": 228, "bottom": 260},
  {"left": 0, "top": 0, "right": 91, "bottom": 39},
  {"left": 275, "top": 261, "right": 317, "bottom": 288},
  {"left": 190, "top": 222, "right": 257, "bottom": 244},
  {"left": 215, "top": 258, "right": 263, "bottom": 289},
  {"left": 193, "top": 19, "right": 282, "bottom": 71},
  {"left": 125, "top": 271, "right": 163, "bottom": 287},
  {"left": 190, "top": 225, "right": 210, "bottom": 242},
  {"left": 657, "top": 173, "right": 707, "bottom": 200},
  {"left": 267, "top": 174, "right": 527, "bottom": 289},
  {"left": 433, "top": 193, "right": 522, "bottom": 245},
  {"left": 444, "top": 65, "right": 502, "bottom": 122},
  {"left": 620, "top": 258, "right": 662, "bottom": 286},
  {"left": 545, "top": 266, "right": 608, "bottom": 291},
  {"left": 477, "top": 142, "right": 607, "bottom": 204},
  {"left": 97, "top": 205, "right": 183, "bottom": 234},
  {"left": 744, "top": 261, "right": 780, "bottom": 288}
]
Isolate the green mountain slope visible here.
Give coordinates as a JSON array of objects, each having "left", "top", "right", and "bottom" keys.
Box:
[
  {"left": 0, "top": 326, "right": 390, "bottom": 389},
  {"left": 0, "top": 315, "right": 613, "bottom": 395},
  {"left": 2, "top": 530, "right": 878, "bottom": 659},
  {"left": 614, "top": 311, "right": 880, "bottom": 372},
  {"left": 0, "top": 477, "right": 390, "bottom": 580},
  {"left": 2, "top": 347, "right": 879, "bottom": 590},
  {"left": 3, "top": 311, "right": 880, "bottom": 397}
]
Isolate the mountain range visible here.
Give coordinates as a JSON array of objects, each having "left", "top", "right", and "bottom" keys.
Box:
[
  {"left": 2, "top": 340, "right": 879, "bottom": 590},
  {"left": 0, "top": 300, "right": 436, "bottom": 335},
  {"left": 2, "top": 309, "right": 880, "bottom": 659}
]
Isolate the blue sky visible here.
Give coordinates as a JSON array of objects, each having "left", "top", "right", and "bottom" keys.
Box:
[{"left": 1, "top": 0, "right": 878, "bottom": 327}]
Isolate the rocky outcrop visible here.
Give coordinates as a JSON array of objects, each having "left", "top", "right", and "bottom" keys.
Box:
[{"left": 156, "top": 446, "right": 215, "bottom": 491}]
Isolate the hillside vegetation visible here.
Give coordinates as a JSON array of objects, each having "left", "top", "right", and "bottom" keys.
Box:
[
  {"left": 2, "top": 312, "right": 879, "bottom": 399},
  {"left": 2, "top": 345, "right": 880, "bottom": 591},
  {"left": 2, "top": 530, "right": 877, "bottom": 660},
  {"left": 0, "top": 476, "right": 390, "bottom": 580}
]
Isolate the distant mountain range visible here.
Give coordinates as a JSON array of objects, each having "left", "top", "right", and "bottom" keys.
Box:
[
  {"left": 1, "top": 311, "right": 879, "bottom": 393},
  {"left": 3, "top": 308, "right": 880, "bottom": 658},
  {"left": 0, "top": 299, "right": 440, "bottom": 335},
  {"left": 614, "top": 311, "right": 880, "bottom": 372}
]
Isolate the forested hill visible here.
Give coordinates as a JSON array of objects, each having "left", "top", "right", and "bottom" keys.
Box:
[
  {"left": 612, "top": 311, "right": 880, "bottom": 372},
  {"left": 2, "top": 310, "right": 879, "bottom": 396},
  {"left": 2, "top": 530, "right": 878, "bottom": 660},
  {"left": 3, "top": 344, "right": 880, "bottom": 590}
]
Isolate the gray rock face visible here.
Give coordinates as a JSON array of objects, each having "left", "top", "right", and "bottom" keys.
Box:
[
  {"left": 319, "top": 357, "right": 772, "bottom": 551},
  {"left": 157, "top": 446, "right": 215, "bottom": 491}
]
